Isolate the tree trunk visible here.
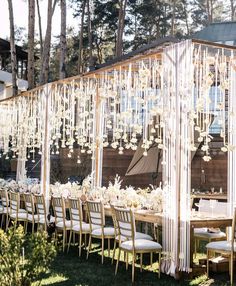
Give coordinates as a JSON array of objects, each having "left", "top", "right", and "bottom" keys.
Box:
[
  {"left": 230, "top": 0, "right": 236, "bottom": 20},
  {"left": 171, "top": 0, "right": 176, "bottom": 36},
  {"left": 59, "top": 0, "right": 67, "bottom": 79},
  {"left": 78, "top": 0, "right": 86, "bottom": 74},
  {"left": 87, "top": 0, "right": 93, "bottom": 69},
  {"left": 28, "top": 0, "right": 35, "bottom": 90},
  {"left": 39, "top": 0, "right": 57, "bottom": 84},
  {"left": 116, "top": 0, "right": 127, "bottom": 57},
  {"left": 7, "top": 0, "right": 18, "bottom": 96},
  {"left": 36, "top": 0, "right": 43, "bottom": 57},
  {"left": 206, "top": 0, "right": 213, "bottom": 23},
  {"left": 183, "top": 0, "right": 190, "bottom": 35}
]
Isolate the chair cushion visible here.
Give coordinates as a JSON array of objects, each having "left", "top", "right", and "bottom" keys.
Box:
[
  {"left": 206, "top": 240, "right": 236, "bottom": 252},
  {"left": 91, "top": 227, "right": 115, "bottom": 237},
  {"left": 55, "top": 220, "right": 72, "bottom": 229},
  {"left": 194, "top": 228, "right": 226, "bottom": 239},
  {"left": 39, "top": 215, "right": 55, "bottom": 225},
  {"left": 0, "top": 205, "right": 4, "bottom": 213},
  {"left": 120, "top": 239, "right": 162, "bottom": 252},
  {"left": 116, "top": 232, "right": 153, "bottom": 242},
  {"left": 10, "top": 212, "right": 27, "bottom": 220},
  {"left": 27, "top": 214, "right": 43, "bottom": 222},
  {"left": 72, "top": 223, "right": 100, "bottom": 233},
  {"left": 2, "top": 207, "right": 9, "bottom": 214}
]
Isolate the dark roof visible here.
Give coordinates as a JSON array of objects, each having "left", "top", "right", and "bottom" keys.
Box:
[
  {"left": 193, "top": 22, "right": 236, "bottom": 46},
  {"left": 0, "top": 38, "right": 28, "bottom": 60},
  {"left": 92, "top": 36, "right": 178, "bottom": 71}
]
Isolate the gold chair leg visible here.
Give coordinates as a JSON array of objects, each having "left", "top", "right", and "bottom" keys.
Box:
[
  {"left": 87, "top": 235, "right": 92, "bottom": 260},
  {"left": 1, "top": 214, "right": 3, "bottom": 228},
  {"left": 132, "top": 252, "right": 135, "bottom": 283},
  {"left": 108, "top": 238, "right": 110, "bottom": 257},
  {"left": 101, "top": 237, "right": 104, "bottom": 264},
  {"left": 112, "top": 240, "right": 116, "bottom": 264},
  {"left": 140, "top": 253, "right": 143, "bottom": 272},
  {"left": 6, "top": 215, "right": 8, "bottom": 231},
  {"left": 158, "top": 252, "right": 161, "bottom": 279},
  {"left": 126, "top": 252, "right": 129, "bottom": 270},
  {"left": 150, "top": 252, "right": 153, "bottom": 267},
  {"left": 230, "top": 253, "right": 233, "bottom": 286},
  {"left": 84, "top": 233, "right": 87, "bottom": 246},
  {"left": 79, "top": 232, "right": 82, "bottom": 257},
  {"left": 115, "top": 248, "right": 121, "bottom": 275},
  {"left": 207, "top": 249, "right": 209, "bottom": 278},
  {"left": 63, "top": 230, "right": 66, "bottom": 252},
  {"left": 32, "top": 222, "right": 34, "bottom": 234},
  {"left": 67, "top": 230, "right": 72, "bottom": 253},
  {"left": 25, "top": 221, "right": 28, "bottom": 233}
]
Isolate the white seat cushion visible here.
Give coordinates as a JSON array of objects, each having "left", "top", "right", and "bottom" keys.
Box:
[
  {"left": 72, "top": 223, "right": 100, "bottom": 233},
  {"left": 27, "top": 214, "right": 43, "bottom": 222},
  {"left": 39, "top": 215, "right": 55, "bottom": 225},
  {"left": 206, "top": 240, "right": 236, "bottom": 252},
  {"left": 10, "top": 212, "right": 27, "bottom": 220},
  {"left": 194, "top": 228, "right": 226, "bottom": 239},
  {"left": 2, "top": 207, "right": 9, "bottom": 214},
  {"left": 120, "top": 239, "right": 162, "bottom": 252},
  {"left": 56, "top": 220, "right": 72, "bottom": 229},
  {"left": 91, "top": 227, "right": 115, "bottom": 237},
  {"left": 116, "top": 232, "right": 153, "bottom": 242}
]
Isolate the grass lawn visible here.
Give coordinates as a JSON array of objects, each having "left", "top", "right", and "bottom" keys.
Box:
[{"left": 33, "top": 241, "right": 232, "bottom": 286}]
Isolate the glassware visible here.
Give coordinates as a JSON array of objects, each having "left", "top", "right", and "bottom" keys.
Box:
[{"left": 209, "top": 199, "right": 217, "bottom": 217}]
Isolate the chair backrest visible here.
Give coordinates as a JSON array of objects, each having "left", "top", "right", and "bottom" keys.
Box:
[
  {"left": 111, "top": 205, "right": 119, "bottom": 238},
  {"left": 0, "top": 189, "right": 9, "bottom": 208},
  {"left": 24, "top": 193, "right": 35, "bottom": 215},
  {"left": 34, "top": 194, "right": 47, "bottom": 228},
  {"left": 69, "top": 198, "right": 83, "bottom": 227},
  {"left": 9, "top": 191, "right": 20, "bottom": 216},
  {"left": 114, "top": 207, "right": 135, "bottom": 243},
  {"left": 52, "top": 196, "right": 66, "bottom": 225},
  {"left": 86, "top": 200, "right": 105, "bottom": 229}
]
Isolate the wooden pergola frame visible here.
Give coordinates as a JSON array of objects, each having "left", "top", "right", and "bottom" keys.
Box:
[{"left": 0, "top": 38, "right": 236, "bottom": 277}]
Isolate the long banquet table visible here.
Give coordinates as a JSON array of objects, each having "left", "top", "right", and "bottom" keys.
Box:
[{"left": 104, "top": 206, "right": 233, "bottom": 274}]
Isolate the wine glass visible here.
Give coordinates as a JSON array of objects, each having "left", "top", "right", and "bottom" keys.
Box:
[{"left": 209, "top": 199, "right": 217, "bottom": 217}]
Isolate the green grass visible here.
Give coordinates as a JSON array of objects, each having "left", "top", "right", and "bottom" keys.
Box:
[{"left": 32, "top": 241, "right": 232, "bottom": 286}]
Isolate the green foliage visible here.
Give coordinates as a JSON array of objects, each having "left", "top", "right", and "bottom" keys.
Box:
[{"left": 0, "top": 225, "right": 56, "bottom": 286}]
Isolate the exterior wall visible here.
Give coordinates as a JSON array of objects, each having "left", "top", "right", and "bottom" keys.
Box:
[{"left": 0, "top": 70, "right": 28, "bottom": 99}]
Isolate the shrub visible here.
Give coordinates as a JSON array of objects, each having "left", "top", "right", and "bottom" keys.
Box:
[{"left": 0, "top": 225, "right": 56, "bottom": 286}]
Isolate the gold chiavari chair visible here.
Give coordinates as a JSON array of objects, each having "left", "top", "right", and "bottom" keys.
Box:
[
  {"left": 110, "top": 205, "right": 153, "bottom": 265},
  {"left": 34, "top": 194, "right": 54, "bottom": 232},
  {"left": 67, "top": 198, "right": 94, "bottom": 256},
  {"left": 206, "top": 208, "right": 236, "bottom": 286},
  {"left": 114, "top": 207, "right": 162, "bottom": 283},
  {"left": 0, "top": 189, "right": 10, "bottom": 230},
  {"left": 9, "top": 191, "right": 27, "bottom": 231},
  {"left": 52, "top": 196, "right": 72, "bottom": 252},
  {"left": 86, "top": 200, "right": 115, "bottom": 264},
  {"left": 194, "top": 200, "right": 226, "bottom": 257},
  {"left": 24, "top": 193, "right": 40, "bottom": 233}
]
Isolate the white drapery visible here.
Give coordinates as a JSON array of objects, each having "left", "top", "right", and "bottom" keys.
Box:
[
  {"left": 162, "top": 40, "right": 192, "bottom": 276},
  {"left": 228, "top": 52, "right": 236, "bottom": 215}
]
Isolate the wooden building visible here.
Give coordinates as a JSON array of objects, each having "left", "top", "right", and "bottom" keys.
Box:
[{"left": 0, "top": 38, "right": 28, "bottom": 99}]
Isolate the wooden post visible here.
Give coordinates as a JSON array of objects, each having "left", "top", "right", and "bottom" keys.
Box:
[
  {"left": 40, "top": 84, "right": 50, "bottom": 208},
  {"left": 16, "top": 142, "right": 27, "bottom": 182},
  {"left": 92, "top": 83, "right": 104, "bottom": 188}
]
